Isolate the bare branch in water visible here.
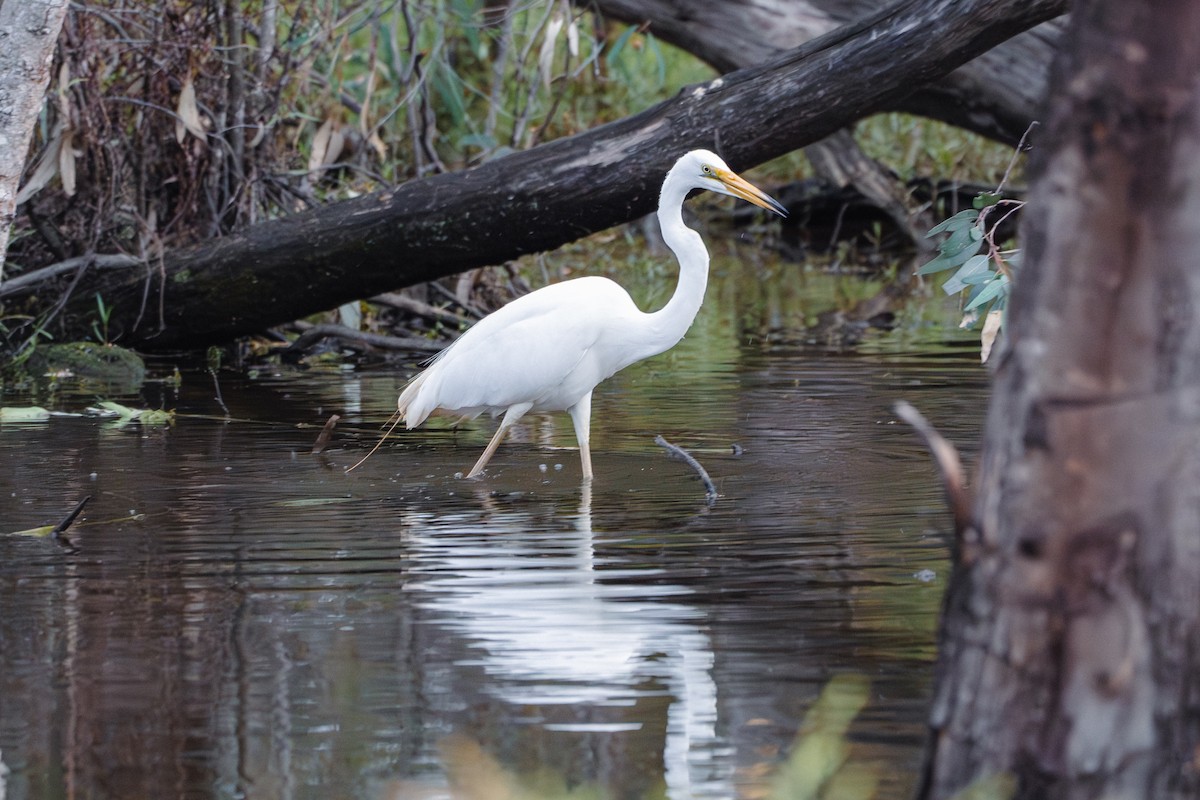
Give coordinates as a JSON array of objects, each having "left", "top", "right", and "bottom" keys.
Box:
[
  {"left": 312, "top": 414, "right": 341, "bottom": 455},
  {"left": 655, "top": 435, "right": 718, "bottom": 505},
  {"left": 893, "top": 400, "right": 971, "bottom": 535},
  {"left": 52, "top": 496, "right": 91, "bottom": 536}
]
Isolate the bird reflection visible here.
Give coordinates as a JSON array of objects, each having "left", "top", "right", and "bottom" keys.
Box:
[{"left": 405, "top": 484, "right": 727, "bottom": 798}]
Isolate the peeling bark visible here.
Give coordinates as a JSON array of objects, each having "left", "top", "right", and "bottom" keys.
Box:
[
  {"left": 0, "top": 0, "right": 70, "bottom": 279},
  {"left": 920, "top": 1, "right": 1200, "bottom": 797}
]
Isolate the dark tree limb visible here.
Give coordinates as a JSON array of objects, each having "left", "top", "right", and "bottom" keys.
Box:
[
  {"left": 589, "top": 0, "right": 1064, "bottom": 145},
  {"left": 285, "top": 322, "right": 444, "bottom": 355},
  {"left": 5, "top": 0, "right": 1067, "bottom": 351},
  {"left": 589, "top": 0, "right": 1061, "bottom": 253},
  {"left": 803, "top": 129, "right": 938, "bottom": 253}
]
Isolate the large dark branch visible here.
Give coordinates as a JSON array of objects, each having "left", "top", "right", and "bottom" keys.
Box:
[
  {"left": 590, "top": 0, "right": 1064, "bottom": 145},
  {"left": 10, "top": 0, "right": 1065, "bottom": 350}
]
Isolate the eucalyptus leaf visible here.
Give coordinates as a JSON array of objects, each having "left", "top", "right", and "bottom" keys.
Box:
[
  {"left": 965, "top": 274, "right": 1010, "bottom": 311},
  {"left": 919, "top": 238, "right": 983, "bottom": 276},
  {"left": 926, "top": 209, "right": 979, "bottom": 237},
  {"left": 458, "top": 132, "right": 496, "bottom": 150},
  {"left": 942, "top": 254, "right": 991, "bottom": 294},
  {"left": 605, "top": 25, "right": 638, "bottom": 69}
]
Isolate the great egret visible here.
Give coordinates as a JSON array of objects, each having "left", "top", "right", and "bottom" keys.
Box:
[{"left": 396, "top": 149, "right": 786, "bottom": 480}]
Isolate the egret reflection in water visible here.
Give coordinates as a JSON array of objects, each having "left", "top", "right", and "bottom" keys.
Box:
[{"left": 406, "top": 484, "right": 729, "bottom": 798}]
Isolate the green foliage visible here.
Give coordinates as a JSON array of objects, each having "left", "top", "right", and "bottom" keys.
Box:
[
  {"left": 90, "top": 293, "right": 113, "bottom": 345},
  {"left": 769, "top": 674, "right": 878, "bottom": 800},
  {"left": 857, "top": 115, "right": 1019, "bottom": 186},
  {"left": 920, "top": 192, "right": 1021, "bottom": 361}
]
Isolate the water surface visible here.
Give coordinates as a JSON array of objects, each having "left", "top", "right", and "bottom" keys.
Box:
[{"left": 0, "top": 250, "right": 988, "bottom": 800}]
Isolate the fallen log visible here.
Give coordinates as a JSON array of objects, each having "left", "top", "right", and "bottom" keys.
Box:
[{"left": 3, "top": 0, "right": 1066, "bottom": 351}]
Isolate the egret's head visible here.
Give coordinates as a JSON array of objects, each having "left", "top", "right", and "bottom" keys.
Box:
[{"left": 680, "top": 149, "right": 787, "bottom": 218}]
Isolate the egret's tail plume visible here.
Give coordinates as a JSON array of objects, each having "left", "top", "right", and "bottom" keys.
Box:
[
  {"left": 396, "top": 370, "right": 433, "bottom": 428},
  {"left": 345, "top": 408, "right": 404, "bottom": 474}
]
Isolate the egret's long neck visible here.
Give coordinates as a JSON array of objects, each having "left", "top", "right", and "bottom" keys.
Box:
[{"left": 634, "top": 178, "right": 709, "bottom": 361}]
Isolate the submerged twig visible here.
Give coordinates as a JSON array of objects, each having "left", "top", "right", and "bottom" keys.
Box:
[
  {"left": 210, "top": 368, "right": 230, "bottom": 418},
  {"left": 654, "top": 435, "right": 718, "bottom": 505},
  {"left": 311, "top": 413, "right": 341, "bottom": 455},
  {"left": 893, "top": 400, "right": 970, "bottom": 534},
  {"left": 52, "top": 495, "right": 91, "bottom": 536}
]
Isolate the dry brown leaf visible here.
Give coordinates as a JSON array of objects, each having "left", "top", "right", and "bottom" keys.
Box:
[
  {"left": 360, "top": 60, "right": 378, "bottom": 137},
  {"left": 324, "top": 126, "right": 345, "bottom": 167},
  {"left": 367, "top": 131, "right": 387, "bottom": 160},
  {"left": 15, "top": 126, "right": 64, "bottom": 205},
  {"left": 58, "top": 129, "right": 77, "bottom": 197},
  {"left": 56, "top": 62, "right": 71, "bottom": 120},
  {"left": 980, "top": 308, "right": 1004, "bottom": 362},
  {"left": 538, "top": 13, "right": 564, "bottom": 89},
  {"left": 176, "top": 76, "right": 207, "bottom": 145},
  {"left": 566, "top": 14, "right": 579, "bottom": 58},
  {"left": 247, "top": 121, "right": 267, "bottom": 149},
  {"left": 309, "top": 118, "right": 334, "bottom": 176}
]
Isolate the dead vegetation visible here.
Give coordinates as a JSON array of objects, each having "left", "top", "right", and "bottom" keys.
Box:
[{"left": 5, "top": 0, "right": 619, "bottom": 360}]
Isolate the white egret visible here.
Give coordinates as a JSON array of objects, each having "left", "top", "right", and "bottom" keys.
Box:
[{"left": 396, "top": 149, "right": 786, "bottom": 480}]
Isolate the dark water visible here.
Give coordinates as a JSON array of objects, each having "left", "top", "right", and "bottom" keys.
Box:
[{"left": 0, "top": 257, "right": 989, "bottom": 800}]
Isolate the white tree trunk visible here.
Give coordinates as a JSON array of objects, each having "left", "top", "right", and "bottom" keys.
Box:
[{"left": 0, "top": 0, "right": 69, "bottom": 282}]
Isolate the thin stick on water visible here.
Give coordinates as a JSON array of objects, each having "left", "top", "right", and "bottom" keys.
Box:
[
  {"left": 346, "top": 409, "right": 404, "bottom": 473},
  {"left": 654, "top": 435, "right": 718, "bottom": 505},
  {"left": 210, "top": 368, "right": 230, "bottom": 418},
  {"left": 311, "top": 413, "right": 341, "bottom": 455}
]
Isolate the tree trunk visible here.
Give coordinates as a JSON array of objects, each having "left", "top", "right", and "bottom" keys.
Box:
[
  {"left": 3, "top": 0, "right": 1066, "bottom": 351},
  {"left": 590, "top": 0, "right": 1063, "bottom": 145},
  {"left": 0, "top": 0, "right": 70, "bottom": 281},
  {"left": 919, "top": 1, "right": 1200, "bottom": 798}
]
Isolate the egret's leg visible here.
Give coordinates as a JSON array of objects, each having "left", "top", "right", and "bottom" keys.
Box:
[
  {"left": 567, "top": 393, "right": 594, "bottom": 482},
  {"left": 466, "top": 403, "right": 531, "bottom": 478}
]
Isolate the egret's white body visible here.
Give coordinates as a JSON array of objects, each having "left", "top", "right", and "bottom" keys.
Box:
[{"left": 397, "top": 149, "right": 786, "bottom": 480}]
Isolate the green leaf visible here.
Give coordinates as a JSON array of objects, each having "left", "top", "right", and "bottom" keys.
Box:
[
  {"left": 965, "top": 274, "right": 1010, "bottom": 311},
  {"left": 926, "top": 209, "right": 979, "bottom": 237},
  {"left": 8, "top": 525, "right": 56, "bottom": 538},
  {"left": 431, "top": 60, "right": 468, "bottom": 129},
  {"left": 94, "top": 400, "right": 137, "bottom": 419},
  {"left": 942, "top": 254, "right": 992, "bottom": 294},
  {"left": 918, "top": 237, "right": 983, "bottom": 275},
  {"left": 458, "top": 132, "right": 496, "bottom": 151},
  {"left": 605, "top": 25, "right": 638, "bottom": 69},
  {"left": 972, "top": 192, "right": 1002, "bottom": 210}
]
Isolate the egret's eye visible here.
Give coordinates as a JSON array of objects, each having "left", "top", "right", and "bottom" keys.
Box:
[{"left": 701, "top": 165, "right": 713, "bottom": 175}]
